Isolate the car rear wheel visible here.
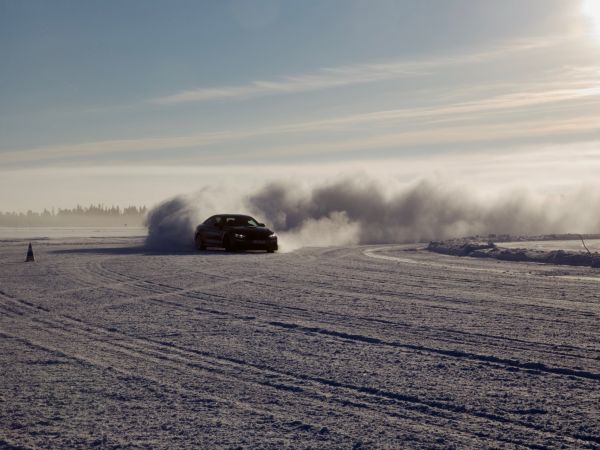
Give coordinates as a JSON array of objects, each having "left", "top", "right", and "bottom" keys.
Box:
[{"left": 195, "top": 234, "right": 206, "bottom": 250}]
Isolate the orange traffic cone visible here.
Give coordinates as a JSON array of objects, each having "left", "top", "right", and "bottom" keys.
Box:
[{"left": 25, "top": 242, "right": 35, "bottom": 262}]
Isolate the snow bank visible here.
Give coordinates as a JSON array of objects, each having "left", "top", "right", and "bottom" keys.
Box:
[{"left": 427, "top": 239, "right": 600, "bottom": 268}]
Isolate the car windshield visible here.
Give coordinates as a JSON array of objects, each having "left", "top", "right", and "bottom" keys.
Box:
[{"left": 224, "top": 216, "right": 259, "bottom": 227}]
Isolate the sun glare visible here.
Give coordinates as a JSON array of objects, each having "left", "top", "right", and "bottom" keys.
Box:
[{"left": 582, "top": 0, "right": 600, "bottom": 41}]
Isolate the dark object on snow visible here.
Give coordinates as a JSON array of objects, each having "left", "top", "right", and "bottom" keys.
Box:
[
  {"left": 427, "top": 240, "right": 496, "bottom": 257},
  {"left": 25, "top": 242, "right": 35, "bottom": 262},
  {"left": 194, "top": 214, "right": 278, "bottom": 253},
  {"left": 579, "top": 234, "right": 592, "bottom": 255}
]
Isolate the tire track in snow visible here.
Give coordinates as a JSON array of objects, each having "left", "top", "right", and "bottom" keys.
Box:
[
  {"left": 0, "top": 304, "right": 589, "bottom": 450},
  {"left": 82, "top": 254, "right": 600, "bottom": 372},
  {"left": 0, "top": 330, "right": 358, "bottom": 446},
  {"left": 2, "top": 244, "right": 596, "bottom": 448},
  {"left": 0, "top": 290, "right": 523, "bottom": 448},
  {"left": 2, "top": 269, "right": 598, "bottom": 447}
]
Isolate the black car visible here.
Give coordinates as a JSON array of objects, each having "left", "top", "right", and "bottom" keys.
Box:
[{"left": 194, "top": 214, "right": 278, "bottom": 252}]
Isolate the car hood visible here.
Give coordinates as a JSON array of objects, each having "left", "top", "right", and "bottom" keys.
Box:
[{"left": 225, "top": 226, "right": 275, "bottom": 238}]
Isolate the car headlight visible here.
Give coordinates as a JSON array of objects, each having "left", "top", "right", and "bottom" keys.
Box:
[
  {"left": 234, "top": 233, "right": 246, "bottom": 239},
  {"left": 268, "top": 233, "right": 278, "bottom": 239}
]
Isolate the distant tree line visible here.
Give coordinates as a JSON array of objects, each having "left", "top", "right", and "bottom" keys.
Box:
[{"left": 0, "top": 204, "right": 148, "bottom": 227}]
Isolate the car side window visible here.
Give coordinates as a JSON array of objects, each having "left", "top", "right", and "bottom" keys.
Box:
[{"left": 213, "top": 216, "right": 222, "bottom": 227}]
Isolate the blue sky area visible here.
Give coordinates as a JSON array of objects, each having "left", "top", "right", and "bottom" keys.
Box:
[{"left": 1, "top": 0, "right": 600, "bottom": 210}]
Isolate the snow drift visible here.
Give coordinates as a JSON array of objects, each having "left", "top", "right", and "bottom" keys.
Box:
[{"left": 427, "top": 239, "right": 600, "bottom": 268}]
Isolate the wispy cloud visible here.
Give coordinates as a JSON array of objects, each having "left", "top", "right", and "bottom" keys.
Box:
[
  {"left": 2, "top": 111, "right": 598, "bottom": 167},
  {"left": 152, "top": 64, "right": 423, "bottom": 104},
  {"left": 151, "top": 37, "right": 562, "bottom": 105},
  {"left": 3, "top": 61, "right": 599, "bottom": 166},
  {"left": 236, "top": 114, "right": 600, "bottom": 161},
  {"left": 265, "top": 78, "right": 600, "bottom": 132},
  {"left": 4, "top": 143, "right": 600, "bottom": 201}
]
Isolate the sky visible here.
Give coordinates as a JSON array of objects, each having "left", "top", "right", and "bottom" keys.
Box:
[{"left": 1, "top": 0, "right": 600, "bottom": 211}]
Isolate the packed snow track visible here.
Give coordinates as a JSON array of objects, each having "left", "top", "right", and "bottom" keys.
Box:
[{"left": 1, "top": 237, "right": 599, "bottom": 449}]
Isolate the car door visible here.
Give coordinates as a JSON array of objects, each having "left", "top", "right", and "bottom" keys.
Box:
[{"left": 204, "top": 216, "right": 223, "bottom": 245}]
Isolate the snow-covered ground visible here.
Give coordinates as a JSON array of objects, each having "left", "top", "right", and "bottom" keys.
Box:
[
  {"left": 0, "top": 227, "right": 146, "bottom": 240},
  {"left": 502, "top": 239, "right": 600, "bottom": 252},
  {"left": 1, "top": 237, "right": 599, "bottom": 448}
]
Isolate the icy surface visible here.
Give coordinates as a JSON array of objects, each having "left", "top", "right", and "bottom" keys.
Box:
[
  {"left": 0, "top": 227, "right": 145, "bottom": 240},
  {"left": 428, "top": 239, "right": 600, "bottom": 268},
  {"left": 502, "top": 239, "right": 600, "bottom": 252},
  {"left": 1, "top": 238, "right": 599, "bottom": 448}
]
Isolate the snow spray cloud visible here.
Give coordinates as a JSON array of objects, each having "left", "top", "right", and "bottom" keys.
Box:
[
  {"left": 144, "top": 187, "right": 245, "bottom": 250},
  {"left": 246, "top": 178, "right": 600, "bottom": 248},
  {"left": 144, "top": 196, "right": 199, "bottom": 250},
  {"left": 145, "top": 177, "right": 600, "bottom": 251}
]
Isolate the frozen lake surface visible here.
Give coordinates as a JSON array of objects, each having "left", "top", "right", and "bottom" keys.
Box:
[
  {"left": 1, "top": 237, "right": 599, "bottom": 448},
  {"left": 502, "top": 239, "right": 600, "bottom": 252},
  {"left": 0, "top": 227, "right": 146, "bottom": 240}
]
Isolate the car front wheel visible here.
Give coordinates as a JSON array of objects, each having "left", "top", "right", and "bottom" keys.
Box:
[{"left": 223, "top": 235, "right": 236, "bottom": 252}]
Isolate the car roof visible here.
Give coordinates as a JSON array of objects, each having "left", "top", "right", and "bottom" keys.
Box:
[
  {"left": 205, "top": 214, "right": 255, "bottom": 221},
  {"left": 217, "top": 214, "right": 252, "bottom": 218},
  {"left": 202, "top": 214, "right": 260, "bottom": 226}
]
